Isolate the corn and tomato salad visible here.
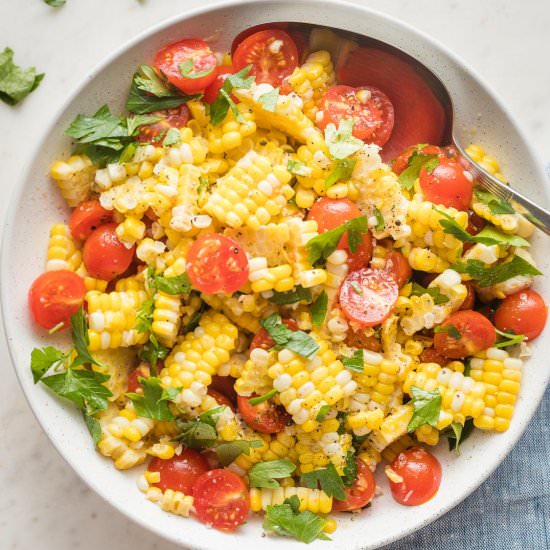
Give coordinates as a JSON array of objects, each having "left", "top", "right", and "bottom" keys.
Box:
[{"left": 27, "top": 25, "right": 547, "bottom": 543}]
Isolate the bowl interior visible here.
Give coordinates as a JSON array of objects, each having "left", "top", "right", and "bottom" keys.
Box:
[{"left": 2, "top": 1, "right": 549, "bottom": 549}]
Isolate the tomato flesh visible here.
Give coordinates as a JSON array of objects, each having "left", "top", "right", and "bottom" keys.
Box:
[
  {"left": 419, "top": 347, "right": 448, "bottom": 366},
  {"left": 459, "top": 281, "right": 477, "bottom": 311},
  {"left": 340, "top": 267, "right": 399, "bottom": 327},
  {"left": 127, "top": 364, "right": 151, "bottom": 393},
  {"left": 494, "top": 289, "right": 548, "bottom": 341},
  {"left": 28, "top": 270, "right": 86, "bottom": 330},
  {"left": 318, "top": 85, "right": 395, "bottom": 146},
  {"left": 149, "top": 449, "right": 210, "bottom": 494},
  {"left": 419, "top": 159, "right": 473, "bottom": 211},
  {"left": 186, "top": 233, "right": 249, "bottom": 294},
  {"left": 209, "top": 375, "right": 238, "bottom": 405},
  {"left": 333, "top": 458, "right": 376, "bottom": 511},
  {"left": 203, "top": 65, "right": 235, "bottom": 104},
  {"left": 137, "top": 104, "right": 190, "bottom": 145},
  {"left": 338, "top": 47, "right": 445, "bottom": 161},
  {"left": 233, "top": 29, "right": 298, "bottom": 87},
  {"left": 434, "top": 310, "right": 496, "bottom": 359},
  {"left": 389, "top": 448, "right": 442, "bottom": 506},
  {"left": 83, "top": 223, "right": 135, "bottom": 282},
  {"left": 154, "top": 38, "right": 217, "bottom": 94},
  {"left": 237, "top": 395, "right": 289, "bottom": 434},
  {"left": 193, "top": 469, "right": 250, "bottom": 532},
  {"left": 384, "top": 251, "right": 412, "bottom": 288},
  {"left": 307, "top": 197, "right": 373, "bottom": 271},
  {"left": 208, "top": 388, "right": 236, "bottom": 412},
  {"left": 69, "top": 200, "right": 112, "bottom": 241}
]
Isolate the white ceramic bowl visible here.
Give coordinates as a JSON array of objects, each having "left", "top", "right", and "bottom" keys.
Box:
[{"left": 2, "top": 1, "right": 549, "bottom": 549}]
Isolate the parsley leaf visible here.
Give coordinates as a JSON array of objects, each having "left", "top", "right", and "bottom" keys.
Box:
[
  {"left": 324, "top": 119, "right": 363, "bottom": 159},
  {"left": 451, "top": 256, "right": 542, "bottom": 287},
  {"left": 407, "top": 386, "right": 441, "bottom": 432},
  {"left": 249, "top": 459, "right": 296, "bottom": 489},
  {"left": 182, "top": 301, "right": 206, "bottom": 334},
  {"left": 248, "top": 389, "right": 277, "bottom": 406},
  {"left": 373, "top": 207, "right": 385, "bottom": 231},
  {"left": 474, "top": 189, "right": 515, "bottom": 215},
  {"left": 66, "top": 105, "right": 127, "bottom": 148},
  {"left": 494, "top": 328, "right": 526, "bottom": 348},
  {"left": 398, "top": 152, "right": 439, "bottom": 191},
  {"left": 42, "top": 368, "right": 112, "bottom": 416},
  {"left": 269, "top": 286, "right": 312, "bottom": 305},
  {"left": 162, "top": 127, "right": 181, "bottom": 147},
  {"left": 30, "top": 346, "right": 65, "bottom": 383},
  {"left": 315, "top": 404, "right": 331, "bottom": 421},
  {"left": 311, "top": 290, "right": 328, "bottom": 327},
  {"left": 148, "top": 267, "right": 191, "bottom": 295},
  {"left": 135, "top": 297, "right": 154, "bottom": 333},
  {"left": 210, "top": 65, "right": 254, "bottom": 125},
  {"left": 301, "top": 462, "right": 346, "bottom": 500},
  {"left": 0, "top": 47, "right": 44, "bottom": 105},
  {"left": 263, "top": 496, "right": 329, "bottom": 543},
  {"left": 178, "top": 59, "right": 215, "bottom": 80},
  {"left": 84, "top": 413, "right": 102, "bottom": 446},
  {"left": 126, "top": 65, "right": 197, "bottom": 114},
  {"left": 126, "top": 377, "right": 177, "bottom": 421},
  {"left": 138, "top": 338, "right": 169, "bottom": 370},
  {"left": 342, "top": 350, "right": 364, "bottom": 373},
  {"left": 341, "top": 451, "right": 357, "bottom": 487},
  {"left": 260, "top": 314, "right": 319, "bottom": 359},
  {"left": 325, "top": 158, "right": 356, "bottom": 189},
  {"left": 44, "top": 0, "right": 66, "bottom": 5},
  {"left": 306, "top": 216, "right": 368, "bottom": 266},
  {"left": 70, "top": 308, "right": 101, "bottom": 368},
  {"left": 287, "top": 159, "right": 310, "bottom": 176},
  {"left": 410, "top": 282, "right": 450, "bottom": 305},
  {"left": 215, "top": 439, "right": 263, "bottom": 467},
  {"left": 444, "top": 418, "right": 474, "bottom": 455},
  {"left": 175, "top": 418, "right": 218, "bottom": 450},
  {"left": 434, "top": 324, "right": 461, "bottom": 339},
  {"left": 258, "top": 87, "right": 280, "bottom": 112}
]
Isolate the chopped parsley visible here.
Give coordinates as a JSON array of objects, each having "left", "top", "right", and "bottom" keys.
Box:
[
  {"left": 398, "top": 151, "right": 439, "bottom": 191},
  {"left": 407, "top": 386, "right": 441, "bottom": 432},
  {"left": 258, "top": 87, "right": 280, "bottom": 112},
  {"left": 248, "top": 389, "right": 277, "bottom": 406},
  {"left": 324, "top": 119, "right": 363, "bottom": 159},
  {"left": 474, "top": 189, "right": 515, "bottom": 215},
  {"left": 494, "top": 328, "right": 526, "bottom": 348},
  {"left": 209, "top": 65, "right": 254, "bottom": 125},
  {"left": 268, "top": 285, "right": 312, "bottom": 305},
  {"left": 248, "top": 459, "right": 296, "bottom": 489},
  {"left": 178, "top": 59, "right": 214, "bottom": 80},
  {"left": 126, "top": 377, "right": 179, "bottom": 421},
  {"left": 0, "top": 47, "right": 44, "bottom": 105},
  {"left": 342, "top": 350, "right": 364, "bottom": 373},
  {"left": 311, "top": 290, "right": 328, "bottom": 327},
  {"left": 260, "top": 314, "right": 319, "bottom": 359},
  {"left": 434, "top": 324, "right": 462, "bottom": 339},
  {"left": 410, "top": 282, "right": 450, "bottom": 305},
  {"left": 325, "top": 158, "right": 356, "bottom": 189},
  {"left": 301, "top": 462, "right": 346, "bottom": 500}
]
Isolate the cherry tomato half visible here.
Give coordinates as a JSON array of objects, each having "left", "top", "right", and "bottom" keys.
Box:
[
  {"left": 340, "top": 267, "right": 399, "bottom": 327},
  {"left": 83, "top": 223, "right": 135, "bottom": 282},
  {"left": 391, "top": 144, "right": 443, "bottom": 176},
  {"left": 434, "top": 310, "right": 496, "bottom": 359},
  {"left": 494, "top": 289, "right": 548, "bottom": 341},
  {"left": 333, "top": 458, "right": 376, "bottom": 511},
  {"left": 69, "top": 200, "right": 112, "bottom": 241},
  {"left": 28, "top": 270, "right": 86, "bottom": 330},
  {"left": 233, "top": 29, "right": 299, "bottom": 87},
  {"left": 389, "top": 447, "right": 442, "bottom": 506},
  {"left": 419, "top": 347, "right": 448, "bottom": 366},
  {"left": 459, "top": 281, "right": 477, "bottom": 311},
  {"left": 384, "top": 251, "right": 412, "bottom": 288},
  {"left": 137, "top": 104, "right": 190, "bottom": 145},
  {"left": 208, "top": 388, "right": 236, "bottom": 412},
  {"left": 249, "top": 318, "right": 298, "bottom": 352},
  {"left": 337, "top": 47, "right": 446, "bottom": 162},
  {"left": 317, "top": 85, "right": 395, "bottom": 146},
  {"left": 127, "top": 363, "right": 151, "bottom": 393},
  {"left": 149, "top": 449, "right": 210, "bottom": 494},
  {"left": 186, "top": 233, "right": 249, "bottom": 294},
  {"left": 307, "top": 197, "right": 373, "bottom": 271},
  {"left": 154, "top": 38, "right": 217, "bottom": 94},
  {"left": 345, "top": 330, "right": 382, "bottom": 352},
  {"left": 419, "top": 159, "right": 473, "bottom": 211},
  {"left": 209, "top": 375, "right": 238, "bottom": 405},
  {"left": 237, "top": 395, "right": 290, "bottom": 434},
  {"left": 203, "top": 65, "right": 234, "bottom": 104},
  {"left": 193, "top": 469, "right": 250, "bottom": 532}
]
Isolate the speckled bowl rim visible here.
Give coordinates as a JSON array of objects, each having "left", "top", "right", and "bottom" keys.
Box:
[{"left": 2, "top": 1, "right": 549, "bottom": 549}]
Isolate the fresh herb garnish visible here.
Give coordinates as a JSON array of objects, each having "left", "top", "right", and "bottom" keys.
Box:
[
  {"left": 269, "top": 285, "right": 312, "bottom": 305},
  {"left": 311, "top": 290, "right": 328, "bottom": 327},
  {"left": 147, "top": 266, "right": 192, "bottom": 295},
  {"left": 494, "top": 328, "right": 526, "bottom": 348},
  {"left": 210, "top": 65, "right": 254, "bottom": 125},
  {"left": 138, "top": 338, "right": 169, "bottom": 371},
  {"left": 434, "top": 324, "right": 461, "bottom": 339},
  {"left": 306, "top": 216, "right": 368, "bottom": 267},
  {"left": 287, "top": 159, "right": 310, "bottom": 176},
  {"left": 215, "top": 439, "right": 263, "bottom": 466},
  {"left": 407, "top": 386, "right": 441, "bottom": 432},
  {"left": 444, "top": 419, "right": 474, "bottom": 455},
  {"left": 301, "top": 462, "right": 346, "bottom": 500},
  {"left": 260, "top": 314, "right": 319, "bottom": 359},
  {"left": 474, "top": 189, "right": 515, "bottom": 215},
  {"left": 135, "top": 297, "right": 154, "bottom": 333},
  {"left": 372, "top": 207, "right": 385, "bottom": 231},
  {"left": 451, "top": 256, "right": 542, "bottom": 287},
  {"left": 325, "top": 158, "right": 356, "bottom": 189},
  {"left": 43, "top": 0, "right": 66, "bottom": 6},
  {"left": 258, "top": 87, "right": 280, "bottom": 112},
  {"left": 410, "top": 282, "right": 450, "bottom": 305},
  {"left": 162, "top": 127, "right": 181, "bottom": 147},
  {"left": 342, "top": 350, "right": 364, "bottom": 373},
  {"left": 174, "top": 407, "right": 227, "bottom": 450},
  {"left": 324, "top": 119, "right": 363, "bottom": 159},
  {"left": 398, "top": 152, "right": 439, "bottom": 191},
  {"left": 248, "top": 389, "right": 277, "bottom": 406},
  {"left": 341, "top": 451, "right": 357, "bottom": 487},
  {"left": 0, "top": 47, "right": 44, "bottom": 105},
  {"left": 249, "top": 459, "right": 296, "bottom": 489},
  {"left": 178, "top": 59, "right": 214, "bottom": 80},
  {"left": 126, "top": 377, "right": 179, "bottom": 421},
  {"left": 316, "top": 404, "right": 331, "bottom": 421}
]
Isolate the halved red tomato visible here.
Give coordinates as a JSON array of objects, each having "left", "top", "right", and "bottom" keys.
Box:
[
  {"left": 333, "top": 458, "right": 376, "bottom": 511},
  {"left": 203, "top": 65, "right": 235, "bottom": 104},
  {"left": 137, "top": 104, "right": 190, "bottom": 145},
  {"left": 340, "top": 267, "right": 399, "bottom": 327},
  {"left": 237, "top": 395, "right": 289, "bottom": 434},
  {"left": 193, "top": 469, "right": 250, "bottom": 532},
  {"left": 154, "top": 38, "right": 217, "bottom": 94},
  {"left": 28, "top": 270, "right": 86, "bottom": 330},
  {"left": 230, "top": 23, "right": 290, "bottom": 55},
  {"left": 149, "top": 449, "right": 210, "bottom": 494},
  {"left": 434, "top": 310, "right": 496, "bottom": 359},
  {"left": 317, "top": 85, "right": 395, "bottom": 146},
  {"left": 209, "top": 375, "right": 238, "bottom": 404},
  {"left": 384, "top": 251, "right": 412, "bottom": 288},
  {"left": 208, "top": 389, "right": 236, "bottom": 412},
  {"left": 338, "top": 47, "right": 446, "bottom": 161},
  {"left": 391, "top": 144, "right": 443, "bottom": 176},
  {"left": 307, "top": 197, "right": 373, "bottom": 271},
  {"left": 186, "top": 233, "right": 249, "bottom": 294},
  {"left": 459, "top": 281, "right": 477, "bottom": 311},
  {"left": 69, "top": 200, "right": 112, "bottom": 241},
  {"left": 232, "top": 29, "right": 299, "bottom": 86}
]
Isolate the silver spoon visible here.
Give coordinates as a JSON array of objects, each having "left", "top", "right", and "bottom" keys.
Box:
[{"left": 241, "top": 22, "right": 550, "bottom": 235}]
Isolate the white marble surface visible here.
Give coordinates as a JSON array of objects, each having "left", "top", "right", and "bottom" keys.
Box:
[{"left": 0, "top": 1, "right": 549, "bottom": 549}]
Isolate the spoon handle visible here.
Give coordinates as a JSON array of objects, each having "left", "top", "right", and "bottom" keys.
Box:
[{"left": 453, "top": 141, "right": 550, "bottom": 236}]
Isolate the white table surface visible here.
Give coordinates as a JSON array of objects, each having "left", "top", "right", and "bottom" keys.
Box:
[{"left": 1, "top": 1, "right": 549, "bottom": 549}]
